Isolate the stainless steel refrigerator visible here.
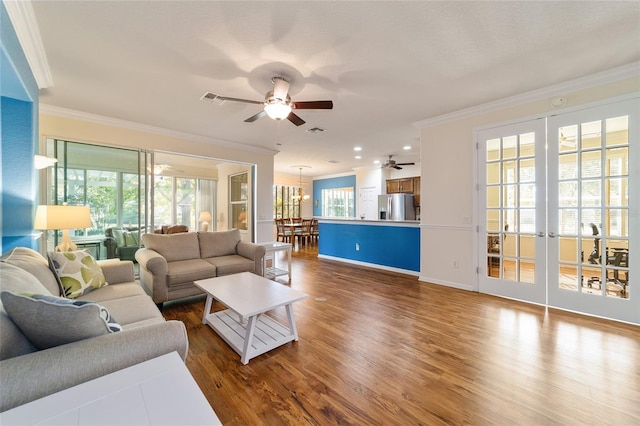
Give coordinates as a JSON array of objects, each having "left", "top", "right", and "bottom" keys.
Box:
[{"left": 378, "top": 194, "right": 416, "bottom": 221}]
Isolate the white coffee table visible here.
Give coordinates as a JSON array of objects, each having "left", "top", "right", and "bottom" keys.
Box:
[
  {"left": 259, "top": 241, "right": 292, "bottom": 283},
  {"left": 194, "top": 272, "right": 308, "bottom": 364}
]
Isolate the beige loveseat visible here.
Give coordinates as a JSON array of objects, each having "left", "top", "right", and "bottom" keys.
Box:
[
  {"left": 135, "top": 229, "right": 265, "bottom": 308},
  {"left": 0, "top": 247, "right": 189, "bottom": 412}
]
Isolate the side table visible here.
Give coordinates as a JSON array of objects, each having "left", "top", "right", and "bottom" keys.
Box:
[{"left": 259, "top": 241, "right": 292, "bottom": 283}]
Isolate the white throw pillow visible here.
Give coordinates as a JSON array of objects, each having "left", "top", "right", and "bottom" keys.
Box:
[{"left": 50, "top": 251, "right": 108, "bottom": 299}]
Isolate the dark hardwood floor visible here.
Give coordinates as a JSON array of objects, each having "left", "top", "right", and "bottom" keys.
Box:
[{"left": 162, "top": 244, "right": 639, "bottom": 425}]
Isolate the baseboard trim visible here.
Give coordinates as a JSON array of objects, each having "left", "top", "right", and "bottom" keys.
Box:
[
  {"left": 317, "top": 254, "right": 420, "bottom": 277},
  {"left": 418, "top": 276, "right": 474, "bottom": 292}
]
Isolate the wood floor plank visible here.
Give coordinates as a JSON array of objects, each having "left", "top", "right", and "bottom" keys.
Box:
[{"left": 162, "top": 244, "right": 640, "bottom": 425}]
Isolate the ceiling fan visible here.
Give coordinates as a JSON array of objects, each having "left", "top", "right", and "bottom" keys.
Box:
[
  {"left": 381, "top": 155, "right": 415, "bottom": 170},
  {"left": 201, "top": 77, "right": 333, "bottom": 126}
]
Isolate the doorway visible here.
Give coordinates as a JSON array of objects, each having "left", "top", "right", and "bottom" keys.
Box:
[{"left": 477, "top": 97, "right": 638, "bottom": 324}]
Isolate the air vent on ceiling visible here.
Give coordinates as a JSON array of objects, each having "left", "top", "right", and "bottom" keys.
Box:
[{"left": 306, "top": 127, "right": 325, "bottom": 133}]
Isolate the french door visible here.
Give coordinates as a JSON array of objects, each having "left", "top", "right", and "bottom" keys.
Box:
[
  {"left": 477, "top": 97, "right": 639, "bottom": 324},
  {"left": 547, "top": 99, "right": 638, "bottom": 323},
  {"left": 478, "top": 119, "right": 547, "bottom": 305}
]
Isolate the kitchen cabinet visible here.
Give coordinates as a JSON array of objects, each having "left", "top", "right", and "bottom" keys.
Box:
[{"left": 386, "top": 177, "right": 420, "bottom": 206}]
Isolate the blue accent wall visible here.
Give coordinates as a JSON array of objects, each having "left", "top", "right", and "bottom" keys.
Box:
[
  {"left": 1, "top": 2, "right": 40, "bottom": 253},
  {"left": 318, "top": 222, "right": 420, "bottom": 272},
  {"left": 312, "top": 175, "right": 356, "bottom": 217}
]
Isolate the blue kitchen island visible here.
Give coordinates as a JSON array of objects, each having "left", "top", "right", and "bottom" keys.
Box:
[{"left": 317, "top": 218, "right": 420, "bottom": 275}]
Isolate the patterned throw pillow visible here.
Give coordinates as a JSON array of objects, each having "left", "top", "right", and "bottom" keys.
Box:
[
  {"left": 0, "top": 292, "right": 121, "bottom": 350},
  {"left": 50, "top": 251, "right": 108, "bottom": 299},
  {"left": 123, "top": 231, "right": 137, "bottom": 246}
]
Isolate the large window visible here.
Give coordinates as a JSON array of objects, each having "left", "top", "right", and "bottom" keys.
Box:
[
  {"left": 273, "top": 185, "right": 302, "bottom": 219},
  {"left": 322, "top": 187, "right": 354, "bottom": 217},
  {"left": 50, "top": 139, "right": 143, "bottom": 237},
  {"left": 153, "top": 175, "right": 216, "bottom": 231}
]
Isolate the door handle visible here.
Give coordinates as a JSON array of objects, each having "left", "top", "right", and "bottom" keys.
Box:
[
  {"left": 537, "top": 231, "right": 545, "bottom": 237},
  {"left": 549, "top": 232, "right": 557, "bottom": 238}
]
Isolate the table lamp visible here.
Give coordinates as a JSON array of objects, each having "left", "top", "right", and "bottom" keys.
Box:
[
  {"left": 199, "top": 211, "right": 212, "bottom": 232},
  {"left": 34, "top": 205, "right": 92, "bottom": 252}
]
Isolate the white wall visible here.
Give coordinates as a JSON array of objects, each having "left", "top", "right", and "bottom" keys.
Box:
[{"left": 416, "top": 74, "right": 639, "bottom": 291}]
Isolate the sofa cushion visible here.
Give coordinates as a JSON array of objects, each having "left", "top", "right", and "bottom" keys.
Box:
[
  {"left": 0, "top": 292, "right": 121, "bottom": 350},
  {"left": 166, "top": 259, "right": 216, "bottom": 286},
  {"left": 99, "top": 295, "right": 164, "bottom": 327},
  {"left": 76, "top": 282, "right": 147, "bottom": 303},
  {"left": 50, "top": 251, "right": 108, "bottom": 299},
  {"left": 204, "top": 255, "right": 255, "bottom": 276},
  {"left": 198, "top": 228, "right": 240, "bottom": 258},
  {"left": 0, "top": 263, "right": 44, "bottom": 360},
  {"left": 0, "top": 247, "right": 61, "bottom": 296},
  {"left": 142, "top": 232, "right": 200, "bottom": 262},
  {"left": 124, "top": 231, "right": 138, "bottom": 246}
]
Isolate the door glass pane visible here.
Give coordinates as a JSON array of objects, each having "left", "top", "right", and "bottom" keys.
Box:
[
  {"left": 519, "top": 235, "right": 535, "bottom": 258},
  {"left": 559, "top": 153, "right": 578, "bottom": 179},
  {"left": 486, "top": 138, "right": 500, "bottom": 161},
  {"left": 605, "top": 116, "right": 628, "bottom": 146},
  {"left": 559, "top": 237, "right": 578, "bottom": 263},
  {"left": 519, "top": 260, "right": 535, "bottom": 284},
  {"left": 559, "top": 125, "right": 578, "bottom": 152},
  {"left": 503, "top": 185, "right": 517, "bottom": 208},
  {"left": 581, "top": 121, "right": 602, "bottom": 149},
  {"left": 503, "top": 161, "right": 517, "bottom": 183},
  {"left": 582, "top": 266, "right": 603, "bottom": 295},
  {"left": 519, "top": 158, "right": 535, "bottom": 182},
  {"left": 519, "top": 132, "right": 535, "bottom": 157},
  {"left": 559, "top": 209, "right": 578, "bottom": 234},
  {"left": 606, "top": 209, "right": 628, "bottom": 237},
  {"left": 487, "top": 162, "right": 500, "bottom": 184},
  {"left": 559, "top": 264, "right": 579, "bottom": 291},
  {"left": 606, "top": 178, "right": 628, "bottom": 207},
  {"left": 503, "top": 135, "right": 517, "bottom": 159},
  {"left": 504, "top": 258, "right": 517, "bottom": 281},
  {"left": 519, "top": 184, "right": 535, "bottom": 208},
  {"left": 605, "top": 147, "right": 628, "bottom": 176},
  {"left": 581, "top": 150, "right": 601, "bottom": 178},
  {"left": 559, "top": 182, "right": 578, "bottom": 207},
  {"left": 487, "top": 187, "right": 500, "bottom": 208},
  {"left": 581, "top": 180, "right": 601, "bottom": 206},
  {"left": 487, "top": 209, "right": 500, "bottom": 232}
]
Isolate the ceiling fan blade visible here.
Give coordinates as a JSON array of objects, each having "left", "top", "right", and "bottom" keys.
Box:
[
  {"left": 292, "top": 100, "right": 333, "bottom": 110},
  {"left": 244, "top": 110, "right": 267, "bottom": 123},
  {"left": 214, "top": 95, "right": 263, "bottom": 105},
  {"left": 394, "top": 165, "right": 403, "bottom": 170},
  {"left": 396, "top": 162, "right": 415, "bottom": 166},
  {"left": 286, "top": 112, "right": 306, "bottom": 126}
]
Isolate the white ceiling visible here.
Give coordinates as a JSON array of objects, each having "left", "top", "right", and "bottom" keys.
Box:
[{"left": 30, "top": 1, "right": 640, "bottom": 177}]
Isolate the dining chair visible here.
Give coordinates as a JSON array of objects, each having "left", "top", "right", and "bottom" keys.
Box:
[
  {"left": 275, "top": 218, "right": 292, "bottom": 243},
  {"left": 298, "top": 219, "right": 313, "bottom": 247}
]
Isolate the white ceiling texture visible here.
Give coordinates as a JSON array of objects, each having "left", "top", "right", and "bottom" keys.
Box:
[{"left": 30, "top": 1, "right": 640, "bottom": 177}]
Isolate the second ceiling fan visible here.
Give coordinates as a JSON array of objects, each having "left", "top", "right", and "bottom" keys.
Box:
[{"left": 202, "top": 77, "right": 333, "bottom": 126}]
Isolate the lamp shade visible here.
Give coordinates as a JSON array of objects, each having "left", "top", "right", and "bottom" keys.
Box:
[
  {"left": 34, "top": 205, "right": 92, "bottom": 230},
  {"left": 198, "top": 211, "right": 212, "bottom": 223}
]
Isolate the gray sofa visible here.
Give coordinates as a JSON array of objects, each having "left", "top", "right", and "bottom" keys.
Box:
[
  {"left": 0, "top": 247, "right": 189, "bottom": 412},
  {"left": 135, "top": 229, "right": 265, "bottom": 308}
]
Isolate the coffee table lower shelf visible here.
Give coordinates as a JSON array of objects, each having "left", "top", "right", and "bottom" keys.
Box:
[{"left": 205, "top": 309, "right": 297, "bottom": 364}]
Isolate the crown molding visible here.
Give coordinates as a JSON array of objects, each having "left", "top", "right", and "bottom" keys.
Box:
[
  {"left": 39, "top": 104, "right": 279, "bottom": 156},
  {"left": 413, "top": 61, "right": 640, "bottom": 129},
  {"left": 3, "top": 0, "right": 53, "bottom": 89}
]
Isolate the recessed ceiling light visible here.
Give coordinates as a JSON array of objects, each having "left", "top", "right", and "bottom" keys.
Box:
[
  {"left": 373, "top": 160, "right": 380, "bottom": 164},
  {"left": 355, "top": 155, "right": 362, "bottom": 160},
  {"left": 403, "top": 146, "right": 411, "bottom": 150},
  {"left": 354, "top": 146, "right": 362, "bottom": 151}
]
